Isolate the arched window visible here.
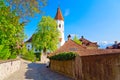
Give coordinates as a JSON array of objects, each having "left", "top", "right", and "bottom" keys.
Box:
[{"left": 59, "top": 24, "right": 61, "bottom": 28}]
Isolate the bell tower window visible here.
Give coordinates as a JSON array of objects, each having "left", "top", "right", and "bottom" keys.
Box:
[{"left": 59, "top": 24, "right": 61, "bottom": 28}]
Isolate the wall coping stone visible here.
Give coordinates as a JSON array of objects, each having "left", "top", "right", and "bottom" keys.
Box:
[{"left": 0, "top": 59, "right": 20, "bottom": 64}]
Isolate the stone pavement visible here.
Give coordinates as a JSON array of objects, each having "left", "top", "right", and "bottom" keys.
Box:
[{"left": 4, "top": 60, "right": 73, "bottom": 80}]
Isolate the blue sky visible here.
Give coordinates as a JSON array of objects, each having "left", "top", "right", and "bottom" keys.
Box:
[{"left": 25, "top": 0, "right": 120, "bottom": 44}]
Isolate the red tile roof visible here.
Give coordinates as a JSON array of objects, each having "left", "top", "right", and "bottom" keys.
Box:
[
  {"left": 80, "top": 36, "right": 99, "bottom": 48},
  {"left": 49, "top": 39, "right": 86, "bottom": 56},
  {"left": 106, "top": 43, "right": 120, "bottom": 49},
  {"left": 77, "top": 49, "right": 120, "bottom": 56},
  {"left": 55, "top": 7, "right": 64, "bottom": 21},
  {"left": 49, "top": 39, "right": 120, "bottom": 57}
]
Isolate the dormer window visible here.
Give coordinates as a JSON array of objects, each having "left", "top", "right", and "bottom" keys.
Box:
[{"left": 59, "top": 24, "right": 61, "bottom": 28}]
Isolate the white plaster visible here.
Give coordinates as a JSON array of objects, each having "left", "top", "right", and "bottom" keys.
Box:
[
  {"left": 56, "top": 20, "right": 65, "bottom": 47},
  {"left": 0, "top": 60, "right": 21, "bottom": 80},
  {"left": 26, "top": 43, "right": 32, "bottom": 51}
]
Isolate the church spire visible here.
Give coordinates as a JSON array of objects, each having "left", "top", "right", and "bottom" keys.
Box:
[{"left": 55, "top": 7, "right": 64, "bottom": 21}]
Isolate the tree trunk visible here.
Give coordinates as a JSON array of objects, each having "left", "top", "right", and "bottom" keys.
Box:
[
  {"left": 43, "top": 47, "right": 46, "bottom": 55},
  {"left": 41, "top": 47, "right": 48, "bottom": 63}
]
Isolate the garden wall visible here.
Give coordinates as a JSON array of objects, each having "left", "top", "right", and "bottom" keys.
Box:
[
  {"left": 50, "top": 60, "right": 75, "bottom": 78},
  {"left": 0, "top": 59, "right": 21, "bottom": 80},
  {"left": 81, "top": 54, "right": 120, "bottom": 80},
  {"left": 50, "top": 53, "right": 120, "bottom": 80},
  {"left": 74, "top": 55, "right": 83, "bottom": 80}
]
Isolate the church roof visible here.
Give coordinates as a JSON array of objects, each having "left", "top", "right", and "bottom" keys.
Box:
[{"left": 55, "top": 7, "right": 64, "bottom": 21}]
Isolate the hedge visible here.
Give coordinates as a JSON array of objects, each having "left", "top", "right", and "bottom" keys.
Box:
[{"left": 49, "top": 52, "right": 76, "bottom": 61}]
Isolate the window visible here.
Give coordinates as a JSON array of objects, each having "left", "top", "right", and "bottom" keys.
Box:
[
  {"left": 28, "top": 45, "right": 30, "bottom": 48},
  {"left": 59, "top": 24, "right": 61, "bottom": 28},
  {"left": 35, "top": 49, "right": 37, "bottom": 51}
]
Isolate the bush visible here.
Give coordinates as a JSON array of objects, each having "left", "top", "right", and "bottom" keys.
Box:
[
  {"left": 9, "top": 55, "right": 17, "bottom": 59},
  {"left": 49, "top": 52, "right": 76, "bottom": 61},
  {"left": 9, "top": 52, "right": 17, "bottom": 59},
  {"left": 34, "top": 52, "right": 41, "bottom": 61},
  {"left": 0, "top": 45, "right": 11, "bottom": 60},
  {"left": 20, "top": 45, "right": 29, "bottom": 55},
  {"left": 22, "top": 50, "right": 36, "bottom": 62}
]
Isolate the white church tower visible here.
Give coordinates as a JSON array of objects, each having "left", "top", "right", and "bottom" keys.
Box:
[{"left": 55, "top": 7, "right": 65, "bottom": 47}]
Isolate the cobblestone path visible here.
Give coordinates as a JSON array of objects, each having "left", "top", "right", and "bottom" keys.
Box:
[{"left": 4, "top": 60, "right": 73, "bottom": 80}]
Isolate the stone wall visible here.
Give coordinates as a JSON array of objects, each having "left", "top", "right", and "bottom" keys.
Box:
[
  {"left": 50, "top": 60, "right": 75, "bottom": 78},
  {"left": 0, "top": 59, "right": 21, "bottom": 80}
]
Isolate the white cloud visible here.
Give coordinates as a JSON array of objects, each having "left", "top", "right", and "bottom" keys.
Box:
[
  {"left": 64, "top": 9, "right": 70, "bottom": 17},
  {"left": 98, "top": 41, "right": 114, "bottom": 45},
  {"left": 101, "top": 41, "right": 108, "bottom": 44}
]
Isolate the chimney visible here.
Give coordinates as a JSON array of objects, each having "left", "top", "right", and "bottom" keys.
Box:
[
  {"left": 67, "top": 34, "right": 71, "bottom": 40},
  {"left": 114, "top": 41, "right": 118, "bottom": 44},
  {"left": 81, "top": 36, "right": 84, "bottom": 38}
]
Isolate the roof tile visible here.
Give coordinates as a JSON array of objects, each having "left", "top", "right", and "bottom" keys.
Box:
[{"left": 49, "top": 39, "right": 120, "bottom": 57}]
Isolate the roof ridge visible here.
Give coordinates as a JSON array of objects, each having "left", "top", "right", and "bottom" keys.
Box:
[
  {"left": 25, "top": 36, "right": 32, "bottom": 43},
  {"left": 80, "top": 37, "right": 92, "bottom": 43},
  {"left": 80, "top": 37, "right": 98, "bottom": 44},
  {"left": 70, "top": 39, "right": 86, "bottom": 49}
]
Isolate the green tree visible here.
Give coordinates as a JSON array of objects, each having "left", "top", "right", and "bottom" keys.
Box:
[
  {"left": 0, "top": 45, "right": 10, "bottom": 60},
  {"left": 22, "top": 49, "right": 36, "bottom": 62},
  {"left": 5, "top": 0, "right": 47, "bottom": 22},
  {"left": 0, "top": 1, "right": 25, "bottom": 59},
  {"left": 73, "top": 35, "right": 82, "bottom": 45},
  {"left": 32, "top": 16, "right": 60, "bottom": 54}
]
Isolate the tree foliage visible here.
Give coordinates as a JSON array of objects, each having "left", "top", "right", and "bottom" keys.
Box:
[
  {"left": 0, "top": 45, "right": 10, "bottom": 60},
  {"left": 32, "top": 16, "right": 60, "bottom": 53},
  {"left": 22, "top": 49, "right": 36, "bottom": 62},
  {"left": 73, "top": 35, "right": 82, "bottom": 45},
  {"left": 5, "top": 0, "right": 47, "bottom": 22},
  {"left": 0, "top": 1, "right": 25, "bottom": 59}
]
